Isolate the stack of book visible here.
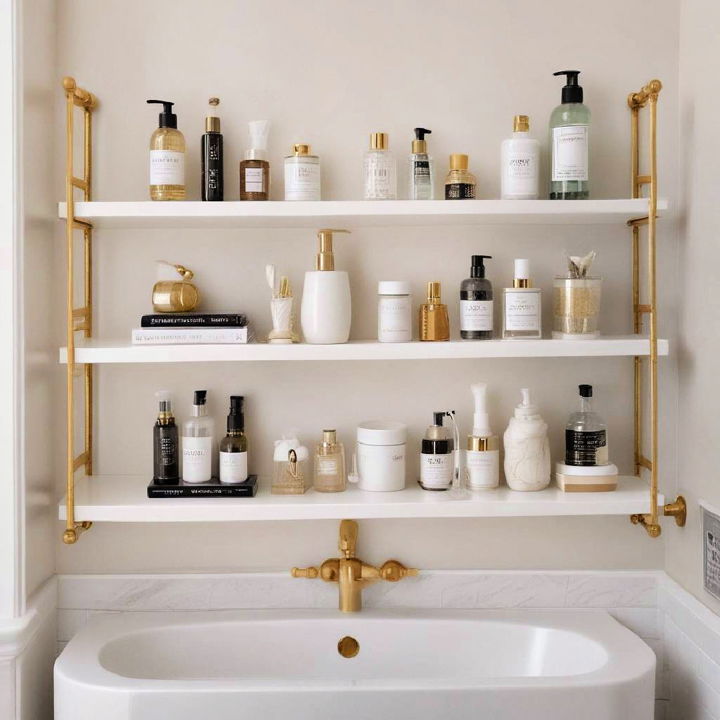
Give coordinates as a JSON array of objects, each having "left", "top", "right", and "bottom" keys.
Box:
[{"left": 132, "top": 313, "right": 253, "bottom": 345}]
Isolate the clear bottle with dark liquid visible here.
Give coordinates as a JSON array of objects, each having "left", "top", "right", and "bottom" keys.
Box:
[{"left": 153, "top": 391, "right": 179, "bottom": 484}]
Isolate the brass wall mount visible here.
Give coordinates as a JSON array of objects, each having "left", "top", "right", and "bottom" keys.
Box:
[
  {"left": 627, "top": 79, "right": 685, "bottom": 538},
  {"left": 62, "top": 77, "right": 96, "bottom": 544},
  {"left": 291, "top": 519, "right": 418, "bottom": 612}
]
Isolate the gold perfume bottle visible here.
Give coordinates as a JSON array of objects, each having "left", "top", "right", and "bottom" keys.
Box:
[
  {"left": 152, "top": 261, "right": 200, "bottom": 313},
  {"left": 419, "top": 281, "right": 450, "bottom": 341},
  {"left": 313, "top": 430, "right": 346, "bottom": 493}
]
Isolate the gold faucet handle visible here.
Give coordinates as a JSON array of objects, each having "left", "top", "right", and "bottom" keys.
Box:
[
  {"left": 380, "top": 560, "right": 419, "bottom": 582},
  {"left": 291, "top": 566, "right": 319, "bottom": 579},
  {"left": 339, "top": 519, "right": 358, "bottom": 558}
]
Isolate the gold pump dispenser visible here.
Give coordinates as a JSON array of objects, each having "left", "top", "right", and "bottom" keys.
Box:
[{"left": 315, "top": 229, "right": 350, "bottom": 271}]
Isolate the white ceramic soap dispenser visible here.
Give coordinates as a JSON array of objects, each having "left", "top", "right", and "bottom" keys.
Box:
[
  {"left": 503, "top": 388, "right": 550, "bottom": 491},
  {"left": 301, "top": 229, "right": 351, "bottom": 344}
]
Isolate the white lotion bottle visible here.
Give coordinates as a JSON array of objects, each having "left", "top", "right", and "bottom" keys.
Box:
[
  {"left": 181, "top": 390, "right": 215, "bottom": 483},
  {"left": 465, "top": 383, "right": 499, "bottom": 490},
  {"left": 301, "top": 229, "right": 351, "bottom": 344},
  {"left": 503, "top": 388, "right": 550, "bottom": 491},
  {"left": 501, "top": 115, "right": 539, "bottom": 199}
]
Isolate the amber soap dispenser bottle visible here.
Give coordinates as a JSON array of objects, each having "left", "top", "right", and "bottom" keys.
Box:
[
  {"left": 147, "top": 99, "right": 186, "bottom": 201},
  {"left": 419, "top": 281, "right": 450, "bottom": 341}
]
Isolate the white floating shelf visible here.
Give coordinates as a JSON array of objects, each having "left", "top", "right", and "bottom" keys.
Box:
[
  {"left": 57, "top": 199, "right": 668, "bottom": 229},
  {"left": 59, "top": 336, "right": 669, "bottom": 365},
  {"left": 59, "top": 475, "right": 661, "bottom": 523}
]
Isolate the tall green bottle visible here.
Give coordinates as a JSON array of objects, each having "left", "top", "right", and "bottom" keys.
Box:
[{"left": 549, "top": 70, "right": 590, "bottom": 199}]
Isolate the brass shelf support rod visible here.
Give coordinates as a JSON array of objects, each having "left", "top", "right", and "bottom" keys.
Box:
[
  {"left": 627, "top": 79, "right": 686, "bottom": 537},
  {"left": 62, "top": 77, "right": 96, "bottom": 544}
]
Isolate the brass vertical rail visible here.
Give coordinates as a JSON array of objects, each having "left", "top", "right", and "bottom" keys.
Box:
[
  {"left": 62, "top": 77, "right": 96, "bottom": 544},
  {"left": 628, "top": 79, "right": 686, "bottom": 536}
]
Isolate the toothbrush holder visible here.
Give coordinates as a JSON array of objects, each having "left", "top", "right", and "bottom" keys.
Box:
[{"left": 268, "top": 296, "right": 294, "bottom": 344}]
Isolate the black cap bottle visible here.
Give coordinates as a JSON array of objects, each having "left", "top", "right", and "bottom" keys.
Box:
[
  {"left": 219, "top": 396, "right": 248, "bottom": 484},
  {"left": 460, "top": 255, "right": 493, "bottom": 340},
  {"left": 147, "top": 99, "right": 186, "bottom": 201}
]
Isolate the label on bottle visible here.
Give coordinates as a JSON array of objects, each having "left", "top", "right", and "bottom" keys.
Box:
[
  {"left": 318, "top": 457, "right": 339, "bottom": 475},
  {"left": 219, "top": 450, "right": 248, "bottom": 484},
  {"left": 245, "top": 167, "right": 264, "bottom": 193},
  {"left": 284, "top": 160, "right": 321, "bottom": 200},
  {"left": 420, "top": 453, "right": 453, "bottom": 489},
  {"left": 565, "top": 429, "right": 608, "bottom": 466},
  {"left": 465, "top": 449, "right": 499, "bottom": 490},
  {"left": 503, "top": 149, "right": 538, "bottom": 197},
  {"left": 364, "top": 155, "right": 396, "bottom": 199},
  {"left": 504, "top": 291, "right": 541, "bottom": 332},
  {"left": 378, "top": 295, "right": 412, "bottom": 342},
  {"left": 150, "top": 150, "right": 185, "bottom": 186},
  {"left": 460, "top": 300, "right": 493, "bottom": 332},
  {"left": 158, "top": 436, "right": 177, "bottom": 467},
  {"left": 182, "top": 436, "right": 212, "bottom": 483},
  {"left": 552, "top": 125, "right": 589, "bottom": 182},
  {"left": 445, "top": 183, "right": 475, "bottom": 200}
]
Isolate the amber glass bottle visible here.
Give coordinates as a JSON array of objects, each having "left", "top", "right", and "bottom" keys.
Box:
[{"left": 239, "top": 120, "right": 270, "bottom": 200}]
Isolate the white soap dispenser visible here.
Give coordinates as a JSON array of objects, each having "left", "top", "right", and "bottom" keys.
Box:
[
  {"left": 503, "top": 387, "right": 550, "bottom": 492},
  {"left": 465, "top": 383, "right": 500, "bottom": 490},
  {"left": 300, "top": 229, "right": 351, "bottom": 344}
]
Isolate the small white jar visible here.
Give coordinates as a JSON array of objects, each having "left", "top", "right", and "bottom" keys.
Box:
[
  {"left": 377, "top": 281, "right": 412, "bottom": 343},
  {"left": 353, "top": 420, "right": 407, "bottom": 492}
]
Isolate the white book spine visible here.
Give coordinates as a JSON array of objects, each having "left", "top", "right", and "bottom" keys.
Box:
[{"left": 132, "top": 327, "right": 250, "bottom": 345}]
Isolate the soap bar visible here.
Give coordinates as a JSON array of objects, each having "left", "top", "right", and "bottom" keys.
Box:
[{"left": 555, "top": 463, "right": 617, "bottom": 493}]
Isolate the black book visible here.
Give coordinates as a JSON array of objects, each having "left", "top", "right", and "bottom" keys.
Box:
[
  {"left": 141, "top": 313, "right": 248, "bottom": 328},
  {"left": 147, "top": 474, "right": 258, "bottom": 498}
]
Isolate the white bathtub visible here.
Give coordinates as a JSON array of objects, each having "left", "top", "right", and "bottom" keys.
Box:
[{"left": 55, "top": 609, "right": 655, "bottom": 720}]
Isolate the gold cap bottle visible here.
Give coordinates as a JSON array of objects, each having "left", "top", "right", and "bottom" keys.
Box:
[
  {"left": 205, "top": 97, "right": 220, "bottom": 133},
  {"left": 449, "top": 153, "right": 469, "bottom": 171},
  {"left": 293, "top": 143, "right": 312, "bottom": 156},
  {"left": 419, "top": 281, "right": 450, "bottom": 341}
]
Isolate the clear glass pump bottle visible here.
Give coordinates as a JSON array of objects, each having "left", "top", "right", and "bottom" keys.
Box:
[
  {"left": 460, "top": 255, "right": 493, "bottom": 340},
  {"left": 565, "top": 384, "right": 608, "bottom": 466},
  {"left": 364, "top": 132, "right": 397, "bottom": 199},
  {"left": 181, "top": 390, "right": 215, "bottom": 483},
  {"left": 408, "top": 127, "right": 433, "bottom": 200},
  {"left": 219, "top": 396, "right": 248, "bottom": 484},
  {"left": 419, "top": 412, "right": 454, "bottom": 491},
  {"left": 549, "top": 70, "right": 590, "bottom": 199},
  {"left": 313, "top": 429, "right": 346, "bottom": 493},
  {"left": 147, "top": 99, "right": 186, "bottom": 201}
]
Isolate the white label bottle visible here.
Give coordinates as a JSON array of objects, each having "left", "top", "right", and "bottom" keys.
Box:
[
  {"left": 147, "top": 99, "right": 186, "bottom": 201},
  {"left": 501, "top": 115, "right": 539, "bottom": 200},
  {"left": 465, "top": 382, "right": 499, "bottom": 490},
  {"left": 364, "top": 132, "right": 397, "bottom": 200},
  {"left": 182, "top": 390, "right": 215, "bottom": 483},
  {"left": 503, "top": 258, "right": 541, "bottom": 339},
  {"left": 419, "top": 412, "right": 453, "bottom": 491},
  {"left": 284, "top": 143, "right": 321, "bottom": 201},
  {"left": 219, "top": 396, "right": 248, "bottom": 484}
]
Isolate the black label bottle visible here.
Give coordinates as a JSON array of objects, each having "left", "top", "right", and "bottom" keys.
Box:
[
  {"left": 565, "top": 384, "right": 608, "bottom": 466},
  {"left": 460, "top": 255, "right": 493, "bottom": 340},
  {"left": 419, "top": 412, "right": 454, "bottom": 491},
  {"left": 153, "top": 391, "right": 179, "bottom": 484},
  {"left": 202, "top": 97, "right": 223, "bottom": 201},
  {"left": 444, "top": 154, "right": 476, "bottom": 199},
  {"left": 219, "top": 396, "right": 248, "bottom": 483}
]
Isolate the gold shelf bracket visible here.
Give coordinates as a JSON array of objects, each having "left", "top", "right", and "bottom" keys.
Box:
[
  {"left": 62, "top": 76, "right": 96, "bottom": 545},
  {"left": 627, "top": 79, "right": 685, "bottom": 538}
]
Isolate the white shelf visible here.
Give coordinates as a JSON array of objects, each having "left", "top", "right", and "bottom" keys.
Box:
[
  {"left": 57, "top": 199, "right": 668, "bottom": 228},
  {"left": 59, "top": 475, "right": 661, "bottom": 523},
  {"left": 59, "top": 336, "right": 669, "bottom": 365}
]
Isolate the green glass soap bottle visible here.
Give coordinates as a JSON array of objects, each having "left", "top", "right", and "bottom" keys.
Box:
[{"left": 549, "top": 71, "right": 590, "bottom": 200}]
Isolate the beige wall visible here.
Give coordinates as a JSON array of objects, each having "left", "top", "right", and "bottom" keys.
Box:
[
  {"left": 54, "top": 0, "right": 679, "bottom": 574},
  {"left": 665, "top": 0, "right": 720, "bottom": 610}
]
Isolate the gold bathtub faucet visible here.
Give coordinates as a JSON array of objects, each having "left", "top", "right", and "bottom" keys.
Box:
[{"left": 291, "top": 519, "right": 418, "bottom": 612}]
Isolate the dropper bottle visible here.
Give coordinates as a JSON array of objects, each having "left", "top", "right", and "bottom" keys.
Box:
[
  {"left": 409, "top": 127, "right": 433, "bottom": 200},
  {"left": 153, "top": 391, "right": 179, "bottom": 484}
]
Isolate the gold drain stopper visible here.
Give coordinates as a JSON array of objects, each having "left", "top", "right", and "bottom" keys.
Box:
[{"left": 337, "top": 635, "right": 360, "bottom": 658}]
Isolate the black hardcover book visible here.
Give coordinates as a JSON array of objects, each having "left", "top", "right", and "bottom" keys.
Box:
[
  {"left": 141, "top": 313, "right": 248, "bottom": 328},
  {"left": 147, "top": 474, "right": 258, "bottom": 498}
]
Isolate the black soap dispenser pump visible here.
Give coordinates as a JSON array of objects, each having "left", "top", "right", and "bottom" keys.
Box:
[
  {"left": 460, "top": 255, "right": 493, "bottom": 340},
  {"left": 549, "top": 70, "right": 590, "bottom": 200},
  {"left": 202, "top": 97, "right": 224, "bottom": 201}
]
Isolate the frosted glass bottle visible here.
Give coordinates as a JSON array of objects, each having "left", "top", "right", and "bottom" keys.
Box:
[
  {"left": 501, "top": 115, "right": 539, "bottom": 199},
  {"left": 364, "top": 132, "right": 397, "bottom": 200}
]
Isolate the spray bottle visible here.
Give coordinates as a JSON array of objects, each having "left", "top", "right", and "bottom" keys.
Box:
[
  {"left": 239, "top": 120, "right": 270, "bottom": 200},
  {"left": 466, "top": 383, "right": 499, "bottom": 490},
  {"left": 503, "top": 388, "right": 550, "bottom": 491}
]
